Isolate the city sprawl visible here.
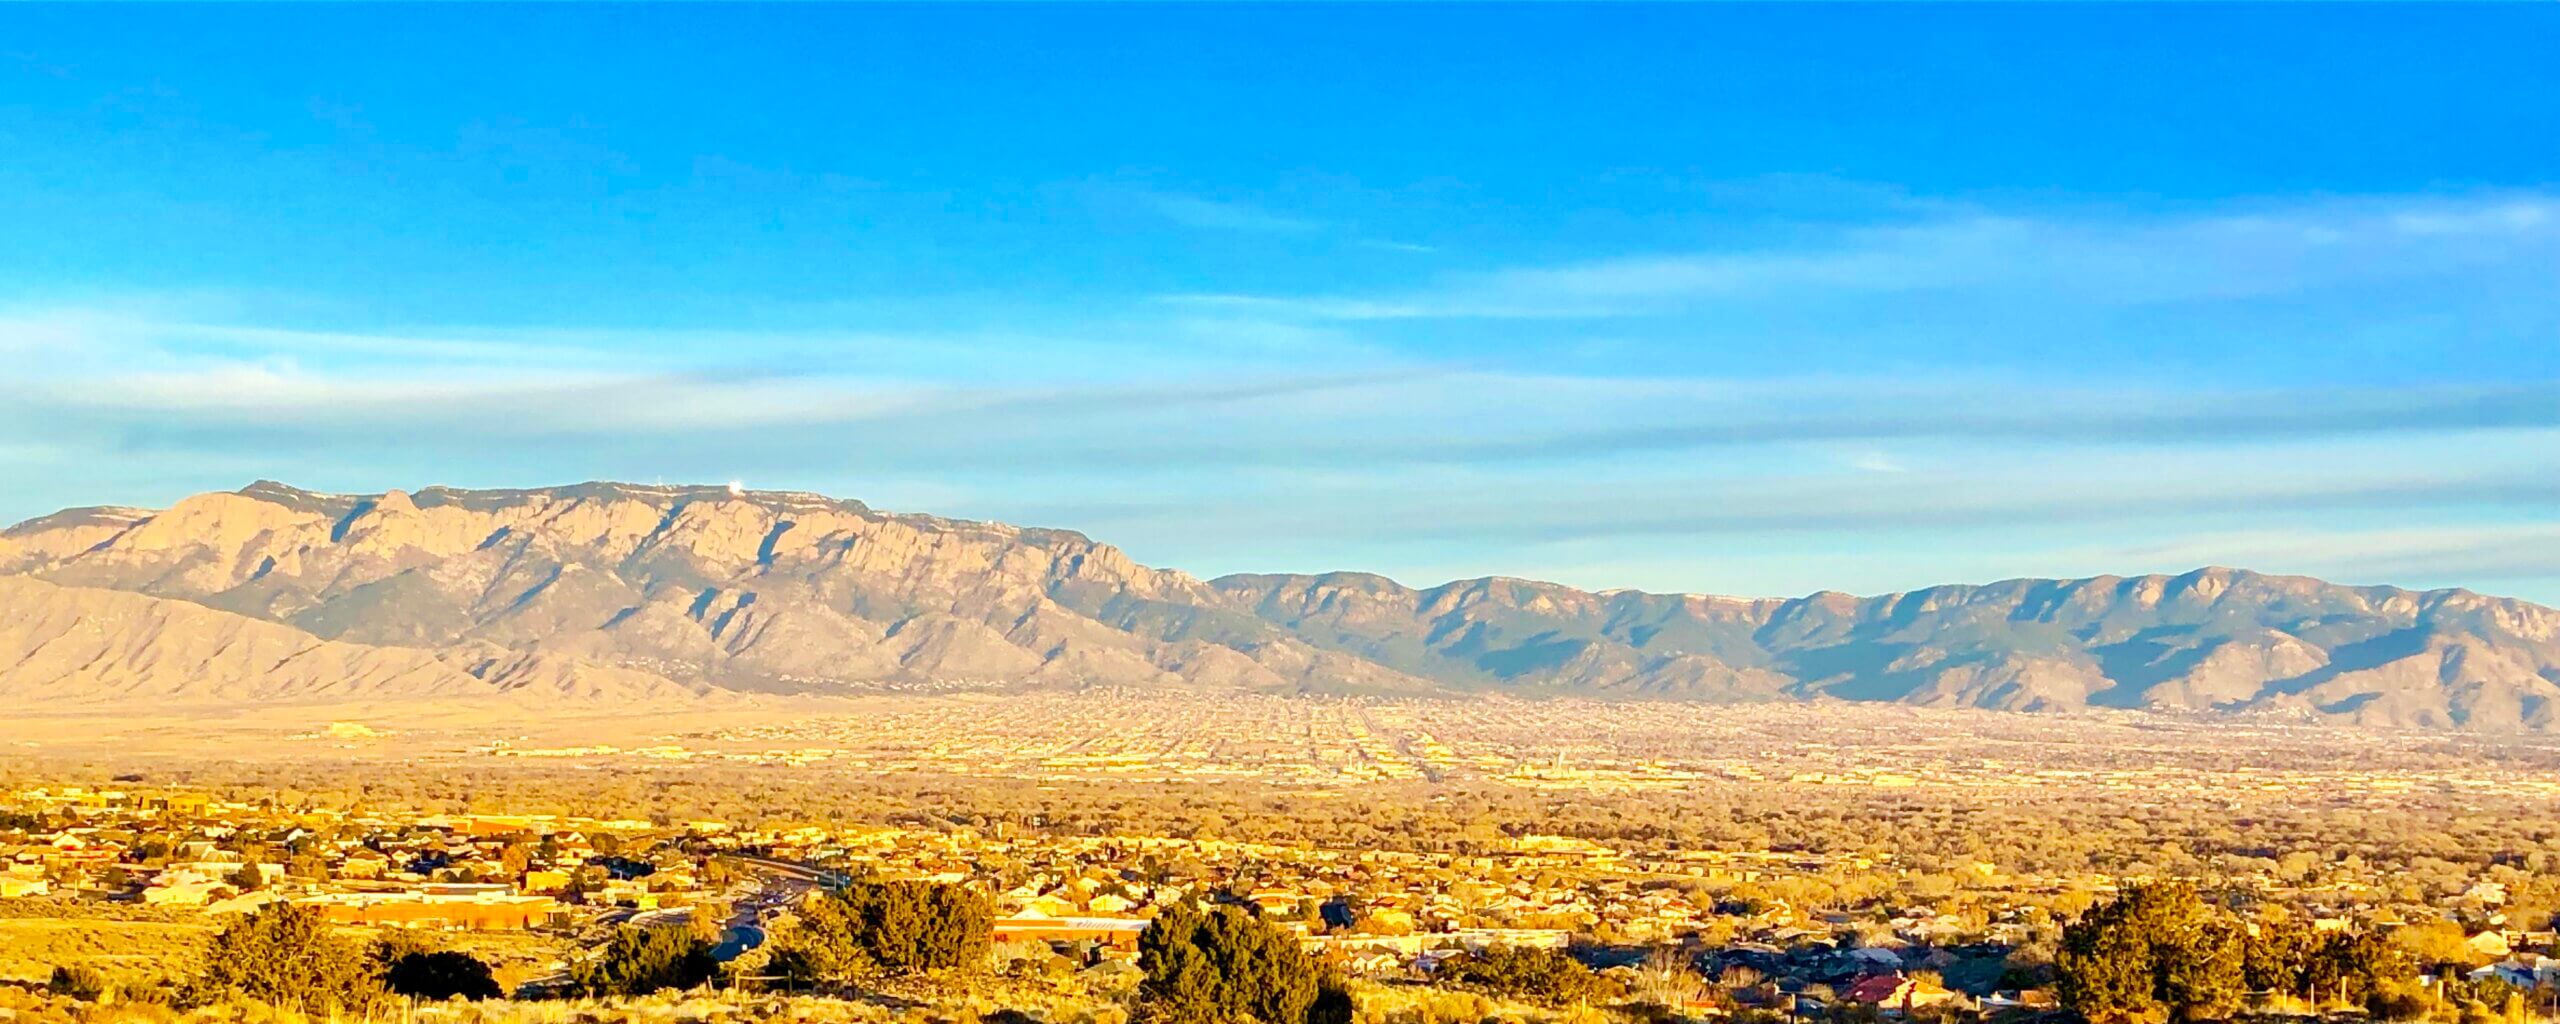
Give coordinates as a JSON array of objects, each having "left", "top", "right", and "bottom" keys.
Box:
[{"left": 7, "top": 696, "right": 2560, "bottom": 1023}]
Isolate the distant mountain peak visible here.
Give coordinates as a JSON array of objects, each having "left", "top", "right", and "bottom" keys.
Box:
[{"left": 3, "top": 480, "right": 2556, "bottom": 732}]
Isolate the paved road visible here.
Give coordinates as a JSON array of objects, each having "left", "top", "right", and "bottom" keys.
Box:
[
  {"left": 707, "top": 854, "right": 831, "bottom": 962},
  {"left": 711, "top": 923, "right": 766, "bottom": 962},
  {"left": 727, "top": 854, "right": 845, "bottom": 886}
]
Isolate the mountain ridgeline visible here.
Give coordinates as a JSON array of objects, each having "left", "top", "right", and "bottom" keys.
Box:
[{"left": 3, "top": 481, "right": 2557, "bottom": 731}]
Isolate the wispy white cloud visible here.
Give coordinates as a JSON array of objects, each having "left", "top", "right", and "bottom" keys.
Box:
[
  {"left": 0, "top": 308, "right": 618, "bottom": 366},
  {"left": 1146, "top": 193, "right": 1323, "bottom": 234},
  {"left": 10, "top": 302, "right": 2558, "bottom": 469},
  {"left": 4, "top": 325, "right": 2553, "bottom": 603},
  {"left": 9, "top": 307, "right": 2555, "bottom": 534},
  {"left": 1846, "top": 450, "right": 1909, "bottom": 474},
  {"left": 0, "top": 299, "right": 1400, "bottom": 385},
  {"left": 1179, "top": 192, "right": 2560, "bottom": 320},
  {"left": 2059, "top": 523, "right": 2560, "bottom": 588},
  {"left": 1123, "top": 188, "right": 1434, "bottom": 253},
  {"left": 4, "top": 190, "right": 2556, "bottom": 603}
]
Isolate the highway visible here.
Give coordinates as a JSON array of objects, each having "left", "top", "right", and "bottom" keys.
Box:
[{"left": 706, "top": 854, "right": 842, "bottom": 961}]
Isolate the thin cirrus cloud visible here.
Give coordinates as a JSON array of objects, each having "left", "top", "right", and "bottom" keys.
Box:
[
  {"left": 1164, "top": 192, "right": 2559, "bottom": 320},
  {"left": 1011, "top": 427, "right": 2560, "bottom": 541},
  {"left": 3, "top": 189, "right": 2555, "bottom": 603},
  {"left": 1131, "top": 188, "right": 1434, "bottom": 253},
  {"left": 7, "top": 313, "right": 2552, "bottom": 549},
  {"left": 1147, "top": 192, "right": 1325, "bottom": 234},
  {"left": 1450, "top": 520, "right": 2560, "bottom": 609},
  {"left": 11, "top": 312, "right": 2555, "bottom": 471},
  {"left": 5, "top": 337, "right": 2555, "bottom": 602},
  {"left": 2079, "top": 523, "right": 2560, "bottom": 587}
]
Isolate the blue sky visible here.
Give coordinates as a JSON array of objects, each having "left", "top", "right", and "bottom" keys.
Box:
[{"left": 4, "top": 6, "right": 2557, "bottom": 603}]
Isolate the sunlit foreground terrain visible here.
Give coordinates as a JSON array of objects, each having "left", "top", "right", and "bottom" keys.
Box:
[
  {"left": 6, "top": 693, "right": 2560, "bottom": 1024},
  {"left": 11, "top": 689, "right": 2560, "bottom": 793}
]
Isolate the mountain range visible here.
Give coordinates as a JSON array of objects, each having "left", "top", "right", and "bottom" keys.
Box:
[{"left": 4, "top": 481, "right": 2557, "bottom": 731}]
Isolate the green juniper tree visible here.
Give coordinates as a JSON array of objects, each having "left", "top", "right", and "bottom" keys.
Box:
[
  {"left": 2056, "top": 884, "right": 2244, "bottom": 1023},
  {"left": 1140, "top": 903, "right": 1348, "bottom": 1024},
  {"left": 571, "top": 924, "right": 718, "bottom": 997},
  {"left": 190, "top": 903, "right": 383, "bottom": 1014},
  {"left": 767, "top": 878, "right": 994, "bottom": 984}
]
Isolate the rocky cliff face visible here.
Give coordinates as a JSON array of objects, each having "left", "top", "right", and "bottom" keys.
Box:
[
  {"left": 5, "top": 481, "right": 2558, "bottom": 730},
  {"left": 1205, "top": 570, "right": 2560, "bottom": 729},
  {"left": 0, "top": 481, "right": 1388, "bottom": 702}
]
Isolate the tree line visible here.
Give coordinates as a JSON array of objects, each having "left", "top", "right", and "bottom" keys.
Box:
[
  {"left": 763, "top": 877, "right": 994, "bottom": 984},
  {"left": 2058, "top": 884, "right": 2423, "bottom": 1024}
]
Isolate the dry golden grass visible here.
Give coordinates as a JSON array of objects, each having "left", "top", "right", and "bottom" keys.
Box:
[
  {"left": 0, "top": 982, "right": 1136, "bottom": 1024},
  {"left": 0, "top": 909, "right": 569, "bottom": 1001},
  {"left": 0, "top": 917, "right": 1607, "bottom": 1024},
  {"left": 0, "top": 977, "right": 1643, "bottom": 1024},
  {"left": 0, "top": 916, "right": 214, "bottom": 985},
  {"left": 1348, "top": 981, "right": 1616, "bottom": 1024}
]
